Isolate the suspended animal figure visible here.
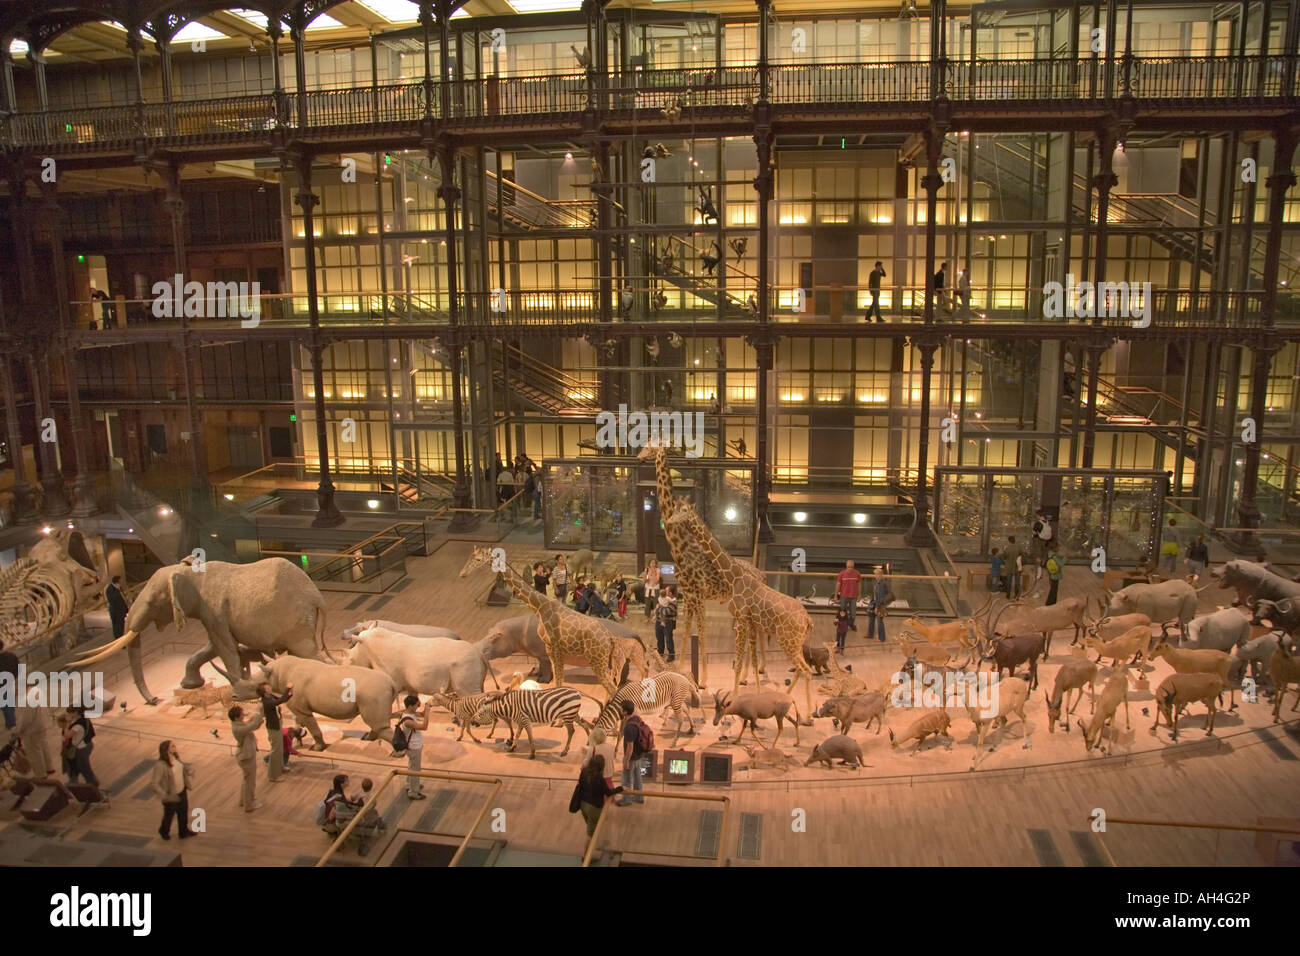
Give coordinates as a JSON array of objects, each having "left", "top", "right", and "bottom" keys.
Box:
[{"left": 728, "top": 237, "right": 748, "bottom": 261}]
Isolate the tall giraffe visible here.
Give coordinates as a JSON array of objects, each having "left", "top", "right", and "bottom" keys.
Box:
[
  {"left": 665, "top": 508, "right": 815, "bottom": 718},
  {"left": 459, "top": 546, "right": 621, "bottom": 694}
]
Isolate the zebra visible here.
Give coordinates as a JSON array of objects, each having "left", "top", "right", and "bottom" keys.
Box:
[
  {"left": 429, "top": 691, "right": 499, "bottom": 743},
  {"left": 589, "top": 672, "right": 702, "bottom": 746},
  {"left": 473, "top": 686, "right": 588, "bottom": 759}
]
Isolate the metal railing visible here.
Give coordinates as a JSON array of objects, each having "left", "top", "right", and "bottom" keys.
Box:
[
  {"left": 1089, "top": 812, "right": 1300, "bottom": 867},
  {"left": 6, "top": 55, "right": 1296, "bottom": 153},
  {"left": 259, "top": 520, "right": 428, "bottom": 593},
  {"left": 582, "top": 788, "right": 732, "bottom": 867}
]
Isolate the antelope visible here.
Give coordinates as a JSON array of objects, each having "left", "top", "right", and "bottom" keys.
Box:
[
  {"left": 1269, "top": 640, "right": 1300, "bottom": 722},
  {"left": 976, "top": 631, "right": 1045, "bottom": 690},
  {"left": 888, "top": 709, "right": 953, "bottom": 755},
  {"left": 990, "top": 596, "right": 1088, "bottom": 656},
  {"left": 1082, "top": 625, "right": 1153, "bottom": 668},
  {"left": 1080, "top": 597, "right": 1152, "bottom": 646},
  {"left": 964, "top": 675, "right": 1030, "bottom": 750},
  {"left": 1147, "top": 641, "right": 1236, "bottom": 709},
  {"left": 903, "top": 616, "right": 979, "bottom": 649},
  {"left": 899, "top": 635, "right": 957, "bottom": 668},
  {"left": 1151, "top": 673, "right": 1225, "bottom": 740},
  {"left": 712, "top": 690, "right": 801, "bottom": 748},
  {"left": 1080, "top": 670, "right": 1131, "bottom": 753},
  {"left": 1045, "top": 658, "right": 1099, "bottom": 732}
]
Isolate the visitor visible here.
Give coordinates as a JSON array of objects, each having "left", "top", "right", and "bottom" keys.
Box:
[
  {"left": 834, "top": 559, "right": 862, "bottom": 630},
  {"left": 834, "top": 607, "right": 851, "bottom": 653},
  {"left": 0, "top": 639, "right": 17, "bottom": 730},
  {"left": 613, "top": 571, "right": 629, "bottom": 619},
  {"left": 642, "top": 558, "right": 661, "bottom": 620},
  {"left": 532, "top": 562, "right": 550, "bottom": 594},
  {"left": 492, "top": 452, "right": 504, "bottom": 480},
  {"left": 393, "top": 695, "right": 429, "bottom": 800},
  {"left": 867, "top": 260, "right": 886, "bottom": 322},
  {"left": 582, "top": 580, "right": 612, "bottom": 619},
  {"left": 990, "top": 547, "right": 1004, "bottom": 594},
  {"left": 1159, "top": 518, "right": 1181, "bottom": 575},
  {"left": 698, "top": 187, "right": 719, "bottom": 225},
  {"left": 655, "top": 585, "right": 678, "bottom": 661},
  {"left": 1003, "top": 536, "right": 1023, "bottom": 598},
  {"left": 1031, "top": 512, "right": 1053, "bottom": 582},
  {"left": 1045, "top": 547, "right": 1065, "bottom": 606},
  {"left": 229, "top": 704, "right": 265, "bottom": 812},
  {"left": 1062, "top": 372, "right": 1075, "bottom": 401},
  {"left": 866, "top": 567, "right": 892, "bottom": 643},
  {"left": 356, "top": 778, "right": 387, "bottom": 835},
  {"left": 532, "top": 470, "right": 543, "bottom": 519},
  {"left": 616, "top": 700, "right": 651, "bottom": 806},
  {"left": 496, "top": 466, "right": 516, "bottom": 504},
  {"left": 61, "top": 705, "right": 100, "bottom": 792},
  {"left": 150, "top": 740, "right": 194, "bottom": 841},
  {"left": 579, "top": 726, "right": 617, "bottom": 775},
  {"left": 259, "top": 680, "right": 293, "bottom": 782},
  {"left": 320, "top": 774, "right": 361, "bottom": 834},
  {"left": 573, "top": 576, "right": 589, "bottom": 612},
  {"left": 956, "top": 267, "right": 971, "bottom": 317},
  {"left": 709, "top": 394, "right": 721, "bottom": 415},
  {"left": 105, "top": 575, "right": 129, "bottom": 647},
  {"left": 573, "top": 754, "right": 624, "bottom": 837},
  {"left": 933, "top": 261, "right": 948, "bottom": 312},
  {"left": 1186, "top": 534, "right": 1209, "bottom": 579},
  {"left": 266, "top": 724, "right": 306, "bottom": 771},
  {"left": 552, "top": 556, "right": 568, "bottom": 602},
  {"left": 523, "top": 468, "right": 537, "bottom": 517}
]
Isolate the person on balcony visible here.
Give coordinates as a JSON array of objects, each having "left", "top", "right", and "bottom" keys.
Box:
[
  {"left": 867, "top": 261, "right": 886, "bottom": 322},
  {"left": 496, "top": 466, "right": 516, "bottom": 504},
  {"left": 933, "top": 261, "right": 949, "bottom": 313},
  {"left": 956, "top": 268, "right": 971, "bottom": 317}
]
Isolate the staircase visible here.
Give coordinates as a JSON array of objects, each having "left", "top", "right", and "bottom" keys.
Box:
[
  {"left": 654, "top": 235, "right": 752, "bottom": 317},
  {"left": 482, "top": 167, "right": 596, "bottom": 232},
  {"left": 493, "top": 343, "right": 600, "bottom": 414}
]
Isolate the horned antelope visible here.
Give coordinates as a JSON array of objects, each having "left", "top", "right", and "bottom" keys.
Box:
[
  {"left": 1080, "top": 670, "right": 1131, "bottom": 753},
  {"left": 1082, "top": 625, "right": 1153, "bottom": 669},
  {"left": 1147, "top": 640, "right": 1236, "bottom": 709}
]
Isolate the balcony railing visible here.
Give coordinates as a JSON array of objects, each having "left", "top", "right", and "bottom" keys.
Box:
[{"left": 5, "top": 54, "right": 1295, "bottom": 153}]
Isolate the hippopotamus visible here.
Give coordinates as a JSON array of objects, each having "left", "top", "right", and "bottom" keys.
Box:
[
  {"left": 1212, "top": 560, "right": 1300, "bottom": 608},
  {"left": 475, "top": 614, "right": 649, "bottom": 683},
  {"left": 805, "top": 734, "right": 865, "bottom": 770}
]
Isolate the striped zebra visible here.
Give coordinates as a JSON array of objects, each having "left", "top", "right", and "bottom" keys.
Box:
[
  {"left": 473, "top": 686, "right": 587, "bottom": 759},
  {"left": 429, "top": 691, "right": 499, "bottom": 743},
  {"left": 590, "top": 672, "right": 702, "bottom": 746}
]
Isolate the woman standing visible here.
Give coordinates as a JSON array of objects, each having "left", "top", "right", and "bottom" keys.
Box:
[
  {"left": 642, "top": 559, "right": 661, "bottom": 620},
  {"left": 552, "top": 556, "right": 568, "bottom": 602},
  {"left": 655, "top": 585, "right": 679, "bottom": 661},
  {"left": 532, "top": 562, "right": 551, "bottom": 594},
  {"left": 570, "top": 754, "right": 623, "bottom": 838},
  {"left": 61, "top": 706, "right": 99, "bottom": 791},
  {"left": 150, "top": 740, "right": 194, "bottom": 840},
  {"left": 579, "top": 726, "right": 617, "bottom": 775}
]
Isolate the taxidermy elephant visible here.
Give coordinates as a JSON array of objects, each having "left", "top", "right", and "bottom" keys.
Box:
[
  {"left": 250, "top": 656, "right": 396, "bottom": 750},
  {"left": 71, "top": 557, "right": 328, "bottom": 705},
  {"left": 346, "top": 626, "right": 499, "bottom": 697},
  {"left": 341, "top": 619, "right": 461, "bottom": 644}
]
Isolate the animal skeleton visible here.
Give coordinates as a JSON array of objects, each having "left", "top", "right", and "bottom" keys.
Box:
[{"left": 0, "top": 530, "right": 108, "bottom": 653}]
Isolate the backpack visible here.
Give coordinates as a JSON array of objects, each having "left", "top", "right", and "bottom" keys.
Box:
[
  {"left": 392, "top": 717, "right": 412, "bottom": 753},
  {"left": 628, "top": 715, "right": 654, "bottom": 754},
  {"left": 312, "top": 796, "right": 331, "bottom": 826},
  {"left": 1032, "top": 520, "right": 1044, "bottom": 537},
  {"left": 77, "top": 717, "right": 95, "bottom": 743},
  {"left": 1045, "top": 556, "right": 1062, "bottom": 576}
]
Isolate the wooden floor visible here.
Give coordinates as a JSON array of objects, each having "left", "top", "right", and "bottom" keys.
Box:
[{"left": 5, "top": 537, "right": 1298, "bottom": 867}]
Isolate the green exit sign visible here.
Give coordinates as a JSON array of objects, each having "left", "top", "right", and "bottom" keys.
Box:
[
  {"left": 289, "top": 413, "right": 297, "bottom": 422},
  {"left": 77, "top": 254, "right": 85, "bottom": 263},
  {"left": 300, "top": 555, "right": 309, "bottom": 569}
]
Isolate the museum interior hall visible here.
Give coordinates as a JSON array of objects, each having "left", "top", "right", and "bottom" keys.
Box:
[{"left": 0, "top": 0, "right": 1298, "bottom": 870}]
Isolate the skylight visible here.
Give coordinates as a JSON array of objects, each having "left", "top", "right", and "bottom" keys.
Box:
[
  {"left": 9, "top": 39, "right": 28, "bottom": 56},
  {"left": 509, "top": 1, "right": 583, "bottom": 11},
  {"left": 306, "top": 14, "right": 344, "bottom": 30},
  {"left": 355, "top": 0, "right": 420, "bottom": 21},
  {"left": 173, "top": 22, "right": 227, "bottom": 42}
]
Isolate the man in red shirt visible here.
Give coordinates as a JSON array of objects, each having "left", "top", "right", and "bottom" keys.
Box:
[{"left": 834, "top": 559, "right": 862, "bottom": 631}]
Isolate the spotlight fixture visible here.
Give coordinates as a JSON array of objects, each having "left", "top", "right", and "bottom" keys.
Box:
[
  {"left": 367, "top": 499, "right": 380, "bottom": 509},
  {"left": 724, "top": 507, "right": 737, "bottom": 521},
  {"left": 853, "top": 513, "right": 866, "bottom": 524},
  {"left": 794, "top": 512, "right": 807, "bottom": 523}
]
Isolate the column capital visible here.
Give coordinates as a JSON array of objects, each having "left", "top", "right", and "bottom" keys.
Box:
[
  {"left": 293, "top": 187, "right": 319, "bottom": 211},
  {"left": 1265, "top": 168, "right": 1297, "bottom": 193},
  {"left": 438, "top": 183, "right": 460, "bottom": 205},
  {"left": 920, "top": 171, "right": 945, "bottom": 193}
]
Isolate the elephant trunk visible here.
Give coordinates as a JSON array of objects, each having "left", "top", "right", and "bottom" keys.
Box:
[{"left": 125, "top": 632, "right": 160, "bottom": 706}]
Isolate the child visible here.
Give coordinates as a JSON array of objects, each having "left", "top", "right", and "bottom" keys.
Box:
[
  {"left": 990, "top": 547, "right": 1005, "bottom": 593},
  {"left": 613, "top": 572, "right": 628, "bottom": 619},
  {"left": 834, "top": 608, "right": 851, "bottom": 653}
]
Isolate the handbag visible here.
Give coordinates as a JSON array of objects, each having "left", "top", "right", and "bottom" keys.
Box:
[{"left": 568, "top": 780, "right": 582, "bottom": 814}]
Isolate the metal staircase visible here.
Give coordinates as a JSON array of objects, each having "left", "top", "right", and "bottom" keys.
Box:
[
  {"left": 493, "top": 343, "right": 599, "bottom": 414},
  {"left": 652, "top": 235, "right": 752, "bottom": 317}
]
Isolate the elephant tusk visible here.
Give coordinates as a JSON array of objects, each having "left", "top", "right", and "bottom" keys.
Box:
[{"left": 70, "top": 630, "right": 137, "bottom": 669}]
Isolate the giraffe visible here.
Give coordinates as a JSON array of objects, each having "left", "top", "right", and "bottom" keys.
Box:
[
  {"left": 459, "top": 546, "right": 620, "bottom": 694},
  {"left": 665, "top": 508, "right": 815, "bottom": 719},
  {"left": 637, "top": 443, "right": 768, "bottom": 683}
]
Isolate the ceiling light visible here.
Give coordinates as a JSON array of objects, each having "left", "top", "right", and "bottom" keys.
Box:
[
  {"left": 794, "top": 512, "right": 807, "bottom": 522},
  {"left": 173, "top": 22, "right": 226, "bottom": 42},
  {"left": 9, "top": 40, "right": 29, "bottom": 56},
  {"left": 724, "top": 507, "right": 737, "bottom": 521},
  {"left": 355, "top": 0, "right": 419, "bottom": 21},
  {"left": 509, "top": 1, "right": 584, "bottom": 11},
  {"left": 853, "top": 513, "right": 866, "bottom": 524},
  {"left": 367, "top": 499, "right": 380, "bottom": 509},
  {"left": 224, "top": 493, "right": 235, "bottom": 501}
]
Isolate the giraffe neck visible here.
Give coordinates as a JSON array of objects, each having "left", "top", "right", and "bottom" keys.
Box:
[
  {"left": 501, "top": 564, "right": 552, "bottom": 619},
  {"left": 653, "top": 449, "right": 677, "bottom": 519},
  {"left": 682, "top": 510, "right": 738, "bottom": 584}
]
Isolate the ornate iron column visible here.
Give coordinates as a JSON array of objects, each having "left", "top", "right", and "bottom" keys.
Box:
[
  {"left": 291, "top": 153, "right": 345, "bottom": 528},
  {"left": 904, "top": 335, "right": 940, "bottom": 548},
  {"left": 1232, "top": 128, "right": 1297, "bottom": 549},
  {"left": 1081, "top": 123, "right": 1125, "bottom": 470},
  {"left": 921, "top": 125, "right": 947, "bottom": 322},
  {"left": 38, "top": 182, "right": 97, "bottom": 515},
  {"left": 3, "top": 174, "right": 38, "bottom": 522},
  {"left": 436, "top": 142, "right": 477, "bottom": 531},
  {"left": 752, "top": 122, "right": 775, "bottom": 541}
]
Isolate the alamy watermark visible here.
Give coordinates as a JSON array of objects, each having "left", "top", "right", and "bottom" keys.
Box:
[
  {"left": 889, "top": 664, "right": 1000, "bottom": 719},
  {"left": 1043, "top": 273, "right": 1151, "bottom": 328},
  {"left": 594, "top": 404, "right": 705, "bottom": 457},
  {"left": 0, "top": 667, "right": 105, "bottom": 717},
  {"left": 151, "top": 274, "right": 261, "bottom": 327}
]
